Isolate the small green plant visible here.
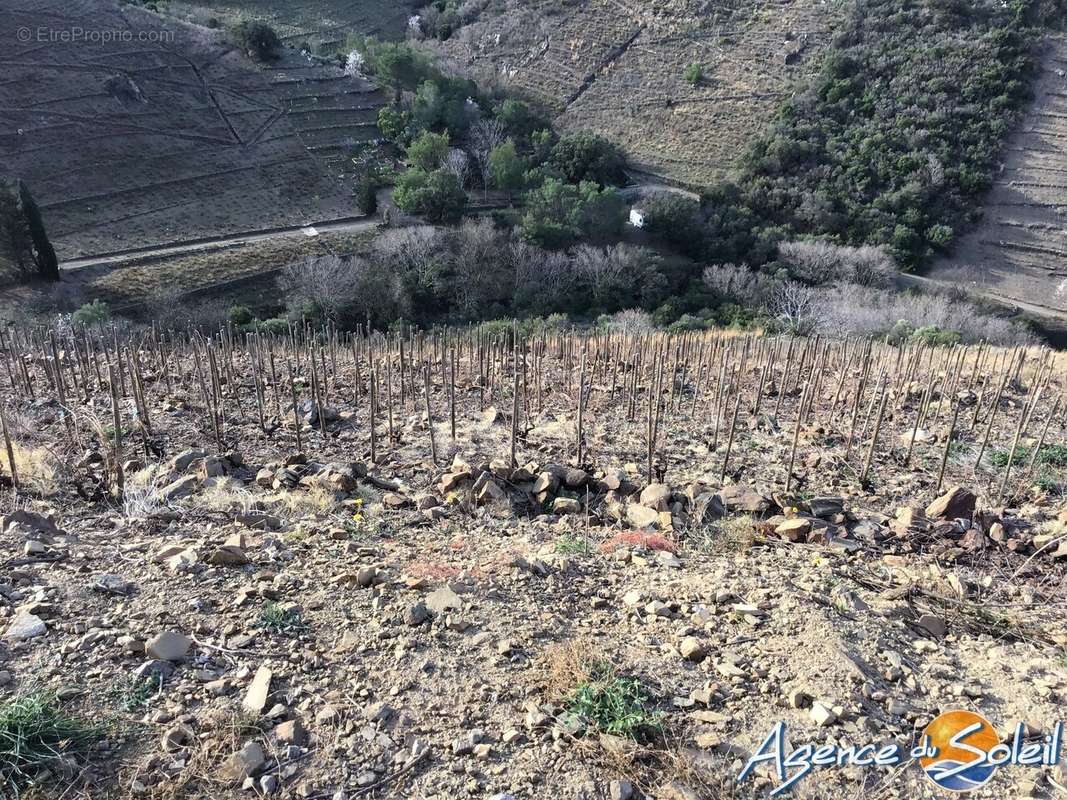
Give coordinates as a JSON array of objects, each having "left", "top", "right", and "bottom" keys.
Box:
[
  {"left": 228, "top": 305, "right": 253, "bottom": 326},
  {"left": 0, "top": 692, "right": 104, "bottom": 794},
  {"left": 990, "top": 444, "right": 1067, "bottom": 468},
  {"left": 109, "top": 674, "right": 161, "bottom": 712},
  {"left": 566, "top": 663, "right": 662, "bottom": 742},
  {"left": 343, "top": 498, "right": 390, "bottom": 540},
  {"left": 258, "top": 602, "right": 306, "bottom": 634},
  {"left": 683, "top": 62, "right": 704, "bottom": 85},
  {"left": 555, "top": 533, "right": 592, "bottom": 556},
  {"left": 1034, "top": 471, "right": 1061, "bottom": 495},
  {"left": 71, "top": 299, "right": 110, "bottom": 327}
]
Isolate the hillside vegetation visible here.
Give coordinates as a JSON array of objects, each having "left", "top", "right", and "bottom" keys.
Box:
[
  {"left": 724, "top": 0, "right": 1061, "bottom": 269},
  {"left": 422, "top": 0, "right": 846, "bottom": 187},
  {"left": 931, "top": 31, "right": 1067, "bottom": 319}
]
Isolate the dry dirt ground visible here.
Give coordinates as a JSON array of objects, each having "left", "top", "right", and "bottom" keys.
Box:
[
  {"left": 426, "top": 0, "right": 847, "bottom": 187},
  {"left": 930, "top": 32, "right": 1067, "bottom": 326},
  {"left": 0, "top": 0, "right": 380, "bottom": 261},
  {"left": 0, "top": 331, "right": 1066, "bottom": 800}
]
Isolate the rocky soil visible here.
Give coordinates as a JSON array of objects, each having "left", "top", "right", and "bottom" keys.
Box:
[{"left": 1, "top": 333, "right": 1066, "bottom": 800}]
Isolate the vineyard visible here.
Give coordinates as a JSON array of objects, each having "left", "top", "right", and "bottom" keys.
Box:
[
  {"left": 0, "top": 0, "right": 380, "bottom": 261},
  {"left": 176, "top": 0, "right": 422, "bottom": 49},
  {"left": 0, "top": 325, "right": 1065, "bottom": 798}
]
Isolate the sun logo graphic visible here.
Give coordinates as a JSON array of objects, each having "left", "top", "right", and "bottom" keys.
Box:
[{"left": 919, "top": 711, "right": 1001, "bottom": 791}]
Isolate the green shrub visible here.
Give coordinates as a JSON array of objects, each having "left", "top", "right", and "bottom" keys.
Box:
[
  {"left": 228, "top": 305, "right": 253, "bottom": 326},
  {"left": 254, "top": 317, "right": 290, "bottom": 336},
  {"left": 565, "top": 664, "right": 662, "bottom": 742},
  {"left": 406, "top": 130, "right": 450, "bottom": 172},
  {"left": 394, "top": 168, "right": 467, "bottom": 223},
  {"left": 490, "top": 139, "right": 527, "bottom": 198},
  {"left": 683, "top": 62, "right": 703, "bottom": 85},
  {"left": 909, "top": 325, "right": 961, "bottom": 347},
  {"left": 72, "top": 299, "right": 110, "bottom": 327},
  {"left": 550, "top": 132, "right": 626, "bottom": 186},
  {"left": 377, "top": 105, "right": 411, "bottom": 143},
  {"left": 231, "top": 20, "right": 282, "bottom": 61}
]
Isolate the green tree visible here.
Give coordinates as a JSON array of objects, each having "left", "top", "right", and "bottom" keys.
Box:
[
  {"left": 377, "top": 105, "right": 410, "bottom": 143},
  {"left": 521, "top": 178, "right": 582, "bottom": 248},
  {"left": 411, "top": 77, "right": 478, "bottom": 137},
  {"left": 489, "top": 139, "right": 526, "bottom": 201},
  {"left": 394, "top": 169, "right": 467, "bottom": 223},
  {"left": 359, "top": 39, "right": 431, "bottom": 100},
  {"left": 550, "top": 132, "right": 627, "bottom": 186},
  {"left": 496, "top": 99, "right": 552, "bottom": 143},
  {"left": 406, "top": 131, "right": 450, "bottom": 172},
  {"left": 683, "top": 62, "right": 703, "bottom": 85},
  {"left": 577, "top": 183, "right": 627, "bottom": 241},
  {"left": 230, "top": 21, "right": 282, "bottom": 61}
]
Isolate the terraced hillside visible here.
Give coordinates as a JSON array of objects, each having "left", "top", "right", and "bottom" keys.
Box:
[
  {"left": 174, "top": 0, "right": 422, "bottom": 49},
  {"left": 427, "top": 0, "right": 848, "bottom": 187},
  {"left": 0, "top": 0, "right": 384, "bottom": 260},
  {"left": 931, "top": 32, "right": 1067, "bottom": 323}
]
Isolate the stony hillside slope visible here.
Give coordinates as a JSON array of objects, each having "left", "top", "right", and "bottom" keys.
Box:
[
  {"left": 0, "top": 0, "right": 379, "bottom": 260},
  {"left": 426, "top": 0, "right": 848, "bottom": 187},
  {"left": 929, "top": 32, "right": 1067, "bottom": 325}
]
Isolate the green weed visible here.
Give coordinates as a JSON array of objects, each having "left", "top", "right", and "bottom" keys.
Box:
[
  {"left": 0, "top": 692, "right": 104, "bottom": 795},
  {"left": 565, "top": 664, "right": 662, "bottom": 742}
]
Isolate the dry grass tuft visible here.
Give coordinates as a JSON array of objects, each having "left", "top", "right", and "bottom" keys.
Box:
[
  {"left": 2, "top": 442, "right": 62, "bottom": 496},
  {"left": 131, "top": 705, "right": 265, "bottom": 800}
]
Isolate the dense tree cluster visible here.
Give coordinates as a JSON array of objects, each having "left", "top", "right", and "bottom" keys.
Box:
[
  {"left": 230, "top": 20, "right": 282, "bottom": 61},
  {"left": 0, "top": 180, "right": 58, "bottom": 286},
  {"left": 353, "top": 38, "right": 628, "bottom": 246},
  {"left": 691, "top": 0, "right": 1057, "bottom": 270}
]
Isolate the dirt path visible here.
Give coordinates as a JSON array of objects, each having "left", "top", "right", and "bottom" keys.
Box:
[{"left": 60, "top": 215, "right": 380, "bottom": 271}]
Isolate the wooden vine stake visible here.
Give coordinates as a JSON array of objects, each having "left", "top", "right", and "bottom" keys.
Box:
[
  {"left": 109, "top": 364, "right": 124, "bottom": 494},
  {"left": 423, "top": 362, "right": 437, "bottom": 466},
  {"left": 935, "top": 401, "right": 960, "bottom": 494},
  {"left": 784, "top": 383, "right": 809, "bottom": 494},
  {"left": 0, "top": 406, "right": 18, "bottom": 492},
  {"left": 859, "top": 384, "right": 888, "bottom": 486}
]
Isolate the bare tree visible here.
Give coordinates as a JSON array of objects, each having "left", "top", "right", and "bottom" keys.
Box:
[
  {"left": 442, "top": 148, "right": 471, "bottom": 187},
  {"left": 772, "top": 281, "right": 823, "bottom": 336},
  {"left": 602, "top": 309, "right": 654, "bottom": 333},
  {"left": 448, "top": 219, "right": 509, "bottom": 318},
  {"left": 509, "top": 240, "right": 575, "bottom": 315},
  {"left": 573, "top": 244, "right": 640, "bottom": 305},
  {"left": 468, "top": 119, "right": 505, "bottom": 198},
  {"left": 373, "top": 225, "right": 444, "bottom": 284},
  {"left": 778, "top": 240, "right": 894, "bottom": 287},
  {"left": 702, "top": 264, "right": 776, "bottom": 306},
  {"left": 278, "top": 255, "right": 403, "bottom": 328}
]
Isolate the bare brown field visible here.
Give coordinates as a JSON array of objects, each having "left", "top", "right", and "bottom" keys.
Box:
[
  {"left": 931, "top": 33, "right": 1067, "bottom": 323},
  {"left": 428, "top": 0, "right": 848, "bottom": 187},
  {"left": 0, "top": 0, "right": 383, "bottom": 261}
]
